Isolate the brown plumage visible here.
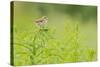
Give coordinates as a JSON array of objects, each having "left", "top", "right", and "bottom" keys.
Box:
[{"left": 35, "top": 16, "right": 48, "bottom": 28}]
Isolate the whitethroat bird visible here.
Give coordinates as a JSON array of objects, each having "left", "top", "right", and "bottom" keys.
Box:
[{"left": 35, "top": 16, "right": 48, "bottom": 29}]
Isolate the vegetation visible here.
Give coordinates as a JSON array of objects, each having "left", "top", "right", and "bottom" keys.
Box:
[{"left": 12, "top": 1, "right": 97, "bottom": 66}]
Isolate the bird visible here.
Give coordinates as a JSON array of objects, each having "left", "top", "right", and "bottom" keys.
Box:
[{"left": 35, "top": 16, "right": 48, "bottom": 28}]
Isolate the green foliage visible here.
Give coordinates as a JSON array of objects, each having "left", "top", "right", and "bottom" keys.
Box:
[
  {"left": 13, "top": 23, "right": 97, "bottom": 66},
  {"left": 12, "top": 2, "right": 97, "bottom": 66}
]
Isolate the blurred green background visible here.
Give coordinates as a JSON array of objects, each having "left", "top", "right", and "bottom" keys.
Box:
[{"left": 12, "top": 1, "right": 97, "bottom": 66}]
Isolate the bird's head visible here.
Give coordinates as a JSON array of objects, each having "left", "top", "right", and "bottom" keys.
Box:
[{"left": 42, "top": 16, "right": 48, "bottom": 20}]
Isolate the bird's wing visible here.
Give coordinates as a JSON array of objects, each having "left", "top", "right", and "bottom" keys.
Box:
[{"left": 36, "top": 19, "right": 43, "bottom": 23}]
